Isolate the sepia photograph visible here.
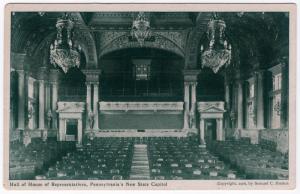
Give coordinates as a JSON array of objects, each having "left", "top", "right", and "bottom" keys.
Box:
[{"left": 3, "top": 3, "right": 297, "bottom": 190}]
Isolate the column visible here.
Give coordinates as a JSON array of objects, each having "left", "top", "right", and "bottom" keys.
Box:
[
  {"left": 183, "top": 82, "right": 190, "bottom": 129},
  {"left": 191, "top": 82, "right": 197, "bottom": 129},
  {"left": 86, "top": 83, "right": 92, "bottom": 129},
  {"left": 45, "top": 83, "right": 51, "bottom": 113},
  {"left": 93, "top": 83, "right": 99, "bottom": 130},
  {"left": 52, "top": 82, "right": 58, "bottom": 129},
  {"left": 216, "top": 118, "right": 224, "bottom": 141},
  {"left": 280, "top": 63, "right": 288, "bottom": 129},
  {"left": 50, "top": 69, "right": 59, "bottom": 130},
  {"left": 17, "top": 71, "right": 26, "bottom": 130},
  {"left": 224, "top": 81, "right": 230, "bottom": 129},
  {"left": 58, "top": 118, "right": 64, "bottom": 141},
  {"left": 77, "top": 119, "right": 83, "bottom": 145},
  {"left": 225, "top": 83, "right": 230, "bottom": 109},
  {"left": 199, "top": 118, "right": 205, "bottom": 145},
  {"left": 83, "top": 69, "right": 101, "bottom": 131},
  {"left": 230, "top": 83, "right": 237, "bottom": 129},
  {"left": 256, "top": 71, "right": 264, "bottom": 129},
  {"left": 39, "top": 80, "right": 45, "bottom": 130},
  {"left": 237, "top": 80, "right": 244, "bottom": 129},
  {"left": 45, "top": 82, "right": 51, "bottom": 129}
]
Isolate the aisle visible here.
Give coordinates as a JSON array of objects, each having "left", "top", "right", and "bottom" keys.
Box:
[{"left": 129, "top": 144, "right": 150, "bottom": 180}]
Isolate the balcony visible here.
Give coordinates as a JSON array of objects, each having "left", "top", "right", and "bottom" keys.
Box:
[{"left": 58, "top": 87, "right": 86, "bottom": 102}]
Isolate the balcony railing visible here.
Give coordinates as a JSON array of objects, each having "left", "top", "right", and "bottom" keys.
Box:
[
  {"left": 58, "top": 86, "right": 86, "bottom": 102},
  {"left": 57, "top": 85, "right": 223, "bottom": 102}
]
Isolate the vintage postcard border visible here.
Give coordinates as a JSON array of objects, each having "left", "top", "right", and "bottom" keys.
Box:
[{"left": 3, "top": 3, "right": 297, "bottom": 190}]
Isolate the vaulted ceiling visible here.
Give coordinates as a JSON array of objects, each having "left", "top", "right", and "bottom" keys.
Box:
[{"left": 11, "top": 12, "right": 289, "bottom": 76}]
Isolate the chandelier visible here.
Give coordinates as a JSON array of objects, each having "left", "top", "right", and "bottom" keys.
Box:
[
  {"left": 131, "top": 12, "right": 151, "bottom": 46},
  {"left": 50, "top": 13, "right": 81, "bottom": 73},
  {"left": 200, "top": 13, "right": 231, "bottom": 73}
]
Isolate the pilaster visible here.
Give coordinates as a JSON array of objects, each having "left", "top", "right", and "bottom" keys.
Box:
[{"left": 255, "top": 70, "right": 265, "bottom": 129}]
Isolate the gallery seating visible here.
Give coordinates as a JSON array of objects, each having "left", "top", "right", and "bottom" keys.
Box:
[
  {"left": 210, "top": 140, "right": 288, "bottom": 179},
  {"left": 9, "top": 136, "right": 288, "bottom": 180},
  {"left": 39, "top": 137, "right": 134, "bottom": 180},
  {"left": 147, "top": 137, "right": 239, "bottom": 180},
  {"left": 9, "top": 138, "right": 76, "bottom": 180}
]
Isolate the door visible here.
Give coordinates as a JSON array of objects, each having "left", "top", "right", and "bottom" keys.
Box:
[
  {"left": 205, "top": 119, "right": 217, "bottom": 147},
  {"left": 66, "top": 119, "right": 78, "bottom": 141}
]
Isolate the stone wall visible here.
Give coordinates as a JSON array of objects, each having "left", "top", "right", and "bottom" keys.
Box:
[
  {"left": 240, "top": 129, "right": 260, "bottom": 144},
  {"left": 259, "top": 129, "right": 289, "bottom": 154}
]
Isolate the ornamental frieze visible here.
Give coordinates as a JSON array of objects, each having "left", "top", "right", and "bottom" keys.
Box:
[
  {"left": 98, "top": 32, "right": 185, "bottom": 58},
  {"left": 98, "top": 31, "right": 128, "bottom": 50},
  {"left": 99, "top": 101, "right": 184, "bottom": 112},
  {"left": 73, "top": 30, "right": 97, "bottom": 66},
  {"left": 154, "top": 31, "right": 187, "bottom": 51}
]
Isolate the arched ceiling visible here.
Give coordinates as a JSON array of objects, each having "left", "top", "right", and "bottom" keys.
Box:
[{"left": 11, "top": 12, "right": 288, "bottom": 76}]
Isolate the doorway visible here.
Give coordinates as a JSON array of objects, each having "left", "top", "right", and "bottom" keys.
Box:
[
  {"left": 66, "top": 119, "right": 78, "bottom": 141},
  {"left": 205, "top": 119, "right": 217, "bottom": 147}
]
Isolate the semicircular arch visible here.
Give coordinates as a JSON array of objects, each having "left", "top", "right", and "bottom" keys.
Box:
[{"left": 99, "top": 34, "right": 185, "bottom": 60}]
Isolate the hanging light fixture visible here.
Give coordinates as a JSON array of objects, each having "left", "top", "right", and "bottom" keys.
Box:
[
  {"left": 200, "top": 13, "right": 232, "bottom": 73},
  {"left": 131, "top": 12, "right": 151, "bottom": 46},
  {"left": 50, "top": 13, "right": 81, "bottom": 73}
]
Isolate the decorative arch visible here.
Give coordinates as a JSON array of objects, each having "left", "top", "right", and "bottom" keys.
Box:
[
  {"left": 98, "top": 33, "right": 185, "bottom": 59},
  {"left": 25, "top": 29, "right": 97, "bottom": 71},
  {"left": 12, "top": 13, "right": 98, "bottom": 70},
  {"left": 73, "top": 30, "right": 98, "bottom": 68},
  {"left": 184, "top": 29, "right": 201, "bottom": 69},
  {"left": 185, "top": 12, "right": 214, "bottom": 70}
]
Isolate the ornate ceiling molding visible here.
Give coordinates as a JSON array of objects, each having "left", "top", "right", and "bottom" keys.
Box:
[
  {"left": 99, "top": 31, "right": 128, "bottom": 50},
  {"left": 184, "top": 29, "right": 201, "bottom": 69},
  {"left": 27, "top": 29, "right": 97, "bottom": 70},
  {"left": 73, "top": 30, "right": 98, "bottom": 67},
  {"left": 155, "top": 31, "right": 187, "bottom": 51},
  {"left": 98, "top": 31, "right": 185, "bottom": 58}
]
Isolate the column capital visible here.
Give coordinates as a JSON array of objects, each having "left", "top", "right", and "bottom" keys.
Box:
[
  {"left": 272, "top": 55, "right": 288, "bottom": 68},
  {"left": 11, "top": 52, "right": 28, "bottom": 71},
  {"left": 85, "top": 81, "right": 99, "bottom": 86},
  {"left": 85, "top": 76, "right": 100, "bottom": 84},
  {"left": 184, "top": 81, "right": 197, "bottom": 86},
  {"left": 37, "top": 67, "right": 49, "bottom": 81},
  {"left": 236, "top": 78, "right": 244, "bottom": 85},
  {"left": 28, "top": 76, "right": 36, "bottom": 85},
  {"left": 38, "top": 79, "right": 45, "bottom": 84},
  {"left": 184, "top": 82, "right": 190, "bottom": 87},
  {"left": 49, "top": 69, "right": 60, "bottom": 83},
  {"left": 280, "top": 61, "right": 288, "bottom": 69},
  {"left": 234, "top": 68, "right": 243, "bottom": 79},
  {"left": 190, "top": 82, "right": 197, "bottom": 87},
  {"left": 16, "top": 69, "right": 26, "bottom": 76},
  {"left": 85, "top": 82, "right": 92, "bottom": 86},
  {"left": 183, "top": 69, "right": 200, "bottom": 82},
  {"left": 83, "top": 69, "right": 101, "bottom": 82},
  {"left": 253, "top": 69, "right": 265, "bottom": 77},
  {"left": 224, "top": 75, "right": 231, "bottom": 85}
]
